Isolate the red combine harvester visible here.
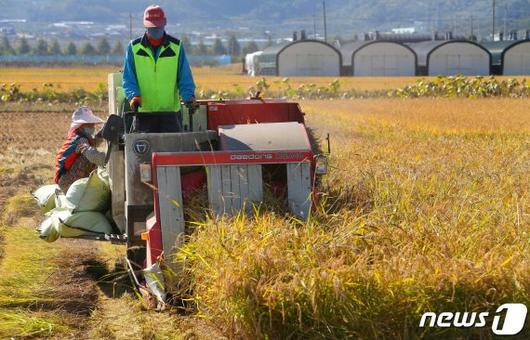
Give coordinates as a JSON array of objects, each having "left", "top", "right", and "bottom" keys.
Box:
[{"left": 101, "top": 73, "right": 327, "bottom": 302}]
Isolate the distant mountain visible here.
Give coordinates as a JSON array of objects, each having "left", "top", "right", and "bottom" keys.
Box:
[{"left": 1, "top": 0, "right": 529, "bottom": 37}]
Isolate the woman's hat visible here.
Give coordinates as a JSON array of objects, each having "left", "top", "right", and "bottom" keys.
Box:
[{"left": 69, "top": 106, "right": 104, "bottom": 134}]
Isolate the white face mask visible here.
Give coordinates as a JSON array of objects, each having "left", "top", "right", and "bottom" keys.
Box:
[
  {"left": 147, "top": 27, "right": 164, "bottom": 40},
  {"left": 83, "top": 127, "right": 95, "bottom": 136}
]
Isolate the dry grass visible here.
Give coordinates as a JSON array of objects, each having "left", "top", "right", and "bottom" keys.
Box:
[
  {"left": 4, "top": 65, "right": 529, "bottom": 94},
  {"left": 1, "top": 194, "right": 34, "bottom": 224},
  {"left": 0, "top": 132, "right": 222, "bottom": 339},
  {"left": 1, "top": 64, "right": 414, "bottom": 92},
  {"left": 0, "top": 143, "right": 101, "bottom": 338},
  {"left": 0, "top": 212, "right": 98, "bottom": 338},
  {"left": 89, "top": 293, "right": 224, "bottom": 340},
  {"left": 89, "top": 242, "right": 224, "bottom": 340},
  {"left": 0, "top": 111, "right": 108, "bottom": 155},
  {"left": 179, "top": 98, "right": 530, "bottom": 338},
  {"left": 0, "top": 66, "right": 117, "bottom": 92},
  {"left": 303, "top": 97, "right": 530, "bottom": 134},
  {"left": 191, "top": 65, "right": 422, "bottom": 92},
  {"left": 1, "top": 67, "right": 530, "bottom": 337}
]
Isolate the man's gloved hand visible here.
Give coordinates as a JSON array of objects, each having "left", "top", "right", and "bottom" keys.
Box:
[
  {"left": 185, "top": 96, "right": 198, "bottom": 109},
  {"left": 129, "top": 96, "right": 141, "bottom": 112}
]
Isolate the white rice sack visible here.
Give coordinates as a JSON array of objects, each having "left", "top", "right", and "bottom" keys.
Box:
[
  {"left": 55, "top": 192, "right": 72, "bottom": 210},
  {"left": 65, "top": 167, "right": 110, "bottom": 213},
  {"left": 37, "top": 208, "right": 113, "bottom": 242},
  {"left": 58, "top": 211, "right": 114, "bottom": 236},
  {"left": 32, "top": 184, "right": 60, "bottom": 213},
  {"left": 97, "top": 167, "right": 110, "bottom": 187},
  {"left": 37, "top": 213, "right": 61, "bottom": 243},
  {"left": 37, "top": 208, "right": 72, "bottom": 242}
]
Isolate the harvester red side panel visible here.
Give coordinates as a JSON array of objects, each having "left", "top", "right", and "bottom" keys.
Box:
[
  {"left": 149, "top": 149, "right": 315, "bottom": 266},
  {"left": 206, "top": 100, "right": 305, "bottom": 131}
]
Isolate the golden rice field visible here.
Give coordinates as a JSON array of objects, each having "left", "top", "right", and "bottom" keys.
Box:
[
  {"left": 0, "top": 67, "right": 529, "bottom": 338},
  {"left": 0, "top": 64, "right": 417, "bottom": 92},
  {"left": 3, "top": 65, "right": 529, "bottom": 94},
  {"left": 180, "top": 97, "right": 529, "bottom": 338}
]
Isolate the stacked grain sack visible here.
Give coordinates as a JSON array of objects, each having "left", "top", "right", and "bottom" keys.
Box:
[{"left": 32, "top": 167, "right": 114, "bottom": 242}]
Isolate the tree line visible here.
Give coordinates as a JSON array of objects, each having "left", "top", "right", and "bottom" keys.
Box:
[
  {"left": 0, "top": 36, "right": 124, "bottom": 56},
  {"left": 181, "top": 34, "right": 261, "bottom": 58},
  {"left": 0, "top": 34, "right": 262, "bottom": 57}
]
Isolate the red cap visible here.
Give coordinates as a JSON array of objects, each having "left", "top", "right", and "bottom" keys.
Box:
[{"left": 143, "top": 5, "right": 167, "bottom": 28}]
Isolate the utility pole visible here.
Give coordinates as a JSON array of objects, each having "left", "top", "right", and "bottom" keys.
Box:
[
  {"left": 322, "top": 1, "right": 327, "bottom": 42},
  {"left": 129, "top": 13, "right": 133, "bottom": 41},
  {"left": 428, "top": 1, "right": 433, "bottom": 32},
  {"left": 313, "top": 12, "right": 317, "bottom": 39},
  {"left": 503, "top": 4, "right": 508, "bottom": 39},
  {"left": 436, "top": 3, "right": 441, "bottom": 32},
  {"left": 470, "top": 15, "right": 474, "bottom": 38},
  {"left": 491, "top": 0, "right": 495, "bottom": 40}
]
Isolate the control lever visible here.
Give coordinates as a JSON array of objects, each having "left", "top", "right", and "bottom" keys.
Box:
[{"left": 185, "top": 100, "right": 199, "bottom": 132}]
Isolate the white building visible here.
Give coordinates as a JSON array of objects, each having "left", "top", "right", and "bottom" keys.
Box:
[
  {"left": 502, "top": 41, "right": 530, "bottom": 75},
  {"left": 484, "top": 40, "right": 530, "bottom": 75},
  {"left": 340, "top": 41, "right": 417, "bottom": 76},
  {"left": 409, "top": 40, "right": 491, "bottom": 76},
  {"left": 392, "top": 27, "right": 416, "bottom": 34},
  {"left": 257, "top": 40, "right": 341, "bottom": 76}
]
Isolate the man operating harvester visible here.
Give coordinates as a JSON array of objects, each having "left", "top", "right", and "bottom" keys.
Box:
[{"left": 123, "top": 5, "right": 196, "bottom": 132}]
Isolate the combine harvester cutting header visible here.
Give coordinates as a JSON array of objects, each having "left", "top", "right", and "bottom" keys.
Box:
[{"left": 55, "top": 72, "right": 328, "bottom": 303}]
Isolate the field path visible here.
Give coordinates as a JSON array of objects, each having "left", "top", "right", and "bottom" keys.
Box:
[
  {"left": 0, "top": 137, "right": 104, "bottom": 337},
  {"left": 0, "top": 110, "right": 222, "bottom": 339},
  {"left": 0, "top": 219, "right": 103, "bottom": 337}
]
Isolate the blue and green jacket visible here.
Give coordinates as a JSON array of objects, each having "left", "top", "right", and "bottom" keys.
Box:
[{"left": 122, "top": 33, "right": 195, "bottom": 102}]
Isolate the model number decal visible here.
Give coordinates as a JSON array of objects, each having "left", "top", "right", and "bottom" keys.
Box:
[
  {"left": 230, "top": 154, "right": 273, "bottom": 161},
  {"left": 276, "top": 152, "right": 307, "bottom": 159},
  {"left": 229, "top": 152, "right": 307, "bottom": 161}
]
